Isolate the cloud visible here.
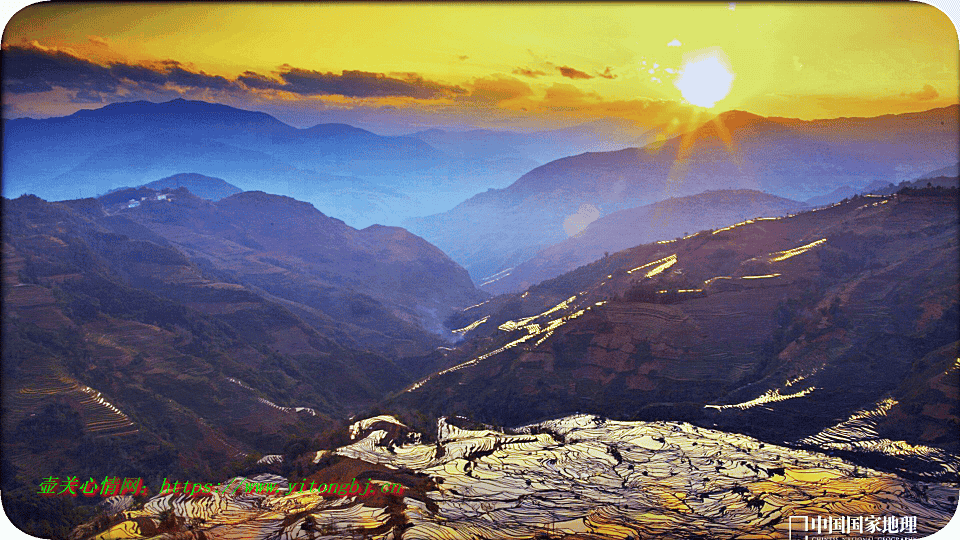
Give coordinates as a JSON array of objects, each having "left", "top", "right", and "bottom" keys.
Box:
[
  {"left": 2, "top": 43, "right": 239, "bottom": 96},
  {"left": 238, "top": 66, "right": 465, "bottom": 99},
  {"left": 542, "top": 83, "right": 601, "bottom": 108},
  {"left": 87, "top": 35, "right": 109, "bottom": 47},
  {"left": 2, "top": 40, "right": 700, "bottom": 130},
  {"left": 667, "top": 39, "right": 682, "bottom": 47},
  {"left": 70, "top": 89, "right": 104, "bottom": 103},
  {"left": 597, "top": 67, "right": 617, "bottom": 79},
  {"left": 563, "top": 203, "right": 600, "bottom": 237},
  {"left": 901, "top": 83, "right": 939, "bottom": 101},
  {"left": 457, "top": 55, "right": 469, "bottom": 61},
  {"left": 744, "top": 90, "right": 951, "bottom": 119},
  {"left": 3, "top": 43, "right": 468, "bottom": 102},
  {"left": 156, "top": 60, "right": 236, "bottom": 91},
  {"left": 512, "top": 67, "right": 547, "bottom": 78},
  {"left": 110, "top": 62, "right": 169, "bottom": 88},
  {"left": 793, "top": 56, "right": 803, "bottom": 72},
  {"left": 460, "top": 75, "right": 533, "bottom": 105},
  {"left": 557, "top": 66, "right": 593, "bottom": 79},
  {"left": 2, "top": 44, "right": 116, "bottom": 94}
]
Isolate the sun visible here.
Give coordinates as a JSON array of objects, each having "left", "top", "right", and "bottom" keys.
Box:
[{"left": 673, "top": 49, "right": 735, "bottom": 108}]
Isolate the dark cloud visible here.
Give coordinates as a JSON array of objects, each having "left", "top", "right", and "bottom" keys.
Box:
[
  {"left": 2, "top": 44, "right": 239, "bottom": 96},
  {"left": 109, "top": 63, "right": 168, "bottom": 88},
  {"left": 901, "top": 84, "right": 939, "bottom": 101},
  {"left": 3, "top": 43, "right": 465, "bottom": 102},
  {"left": 597, "top": 67, "right": 617, "bottom": 79},
  {"left": 161, "top": 61, "right": 236, "bottom": 91},
  {"left": 70, "top": 89, "right": 103, "bottom": 103},
  {"left": 2, "top": 45, "right": 119, "bottom": 94},
  {"left": 557, "top": 66, "right": 593, "bottom": 79},
  {"left": 236, "top": 70, "right": 278, "bottom": 90},
  {"left": 458, "top": 55, "right": 469, "bottom": 61},
  {"left": 512, "top": 67, "right": 547, "bottom": 78},
  {"left": 239, "top": 66, "right": 465, "bottom": 99}
]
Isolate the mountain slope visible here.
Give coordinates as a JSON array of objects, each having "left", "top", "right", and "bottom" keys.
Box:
[
  {"left": 918, "top": 161, "right": 959, "bottom": 179},
  {"left": 407, "top": 117, "right": 655, "bottom": 167},
  {"left": 484, "top": 189, "right": 808, "bottom": 294},
  {"left": 107, "top": 188, "right": 485, "bottom": 356},
  {"left": 1, "top": 193, "right": 417, "bottom": 495},
  {"left": 142, "top": 173, "right": 243, "bottom": 200},
  {"left": 394, "top": 189, "right": 959, "bottom": 480}
]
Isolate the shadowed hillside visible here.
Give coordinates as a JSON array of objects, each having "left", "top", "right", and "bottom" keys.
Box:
[
  {"left": 2, "top": 193, "right": 423, "bottom": 497},
  {"left": 104, "top": 188, "right": 485, "bottom": 356}
]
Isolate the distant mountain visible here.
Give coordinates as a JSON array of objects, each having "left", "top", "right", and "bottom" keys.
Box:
[
  {"left": 393, "top": 189, "right": 959, "bottom": 481},
  {"left": 870, "top": 175, "right": 960, "bottom": 196},
  {"left": 407, "top": 117, "right": 656, "bottom": 166},
  {"left": 484, "top": 189, "right": 808, "bottom": 294},
  {"left": 3, "top": 99, "right": 436, "bottom": 200},
  {"left": 805, "top": 185, "right": 859, "bottom": 207},
  {"left": 2, "top": 99, "right": 531, "bottom": 227},
  {"left": 7, "top": 98, "right": 294, "bottom": 144},
  {"left": 142, "top": 173, "right": 242, "bottom": 200},
  {"left": 407, "top": 128, "right": 542, "bottom": 166},
  {"left": 917, "top": 161, "right": 959, "bottom": 180},
  {"left": 101, "top": 188, "right": 485, "bottom": 356},
  {"left": 868, "top": 162, "right": 960, "bottom": 196},
  {"left": 3, "top": 99, "right": 289, "bottom": 192},
  {"left": 405, "top": 106, "right": 959, "bottom": 282},
  {"left": 768, "top": 108, "right": 960, "bottom": 180}
]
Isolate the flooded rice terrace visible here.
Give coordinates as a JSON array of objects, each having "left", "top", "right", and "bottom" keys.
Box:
[{"left": 86, "top": 414, "right": 957, "bottom": 539}]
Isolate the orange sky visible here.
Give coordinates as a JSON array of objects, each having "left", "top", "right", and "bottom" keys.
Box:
[{"left": 2, "top": 2, "right": 958, "bottom": 130}]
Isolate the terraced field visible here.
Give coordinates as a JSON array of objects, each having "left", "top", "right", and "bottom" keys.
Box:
[
  {"left": 76, "top": 414, "right": 957, "bottom": 539},
  {"left": 11, "top": 354, "right": 138, "bottom": 438}
]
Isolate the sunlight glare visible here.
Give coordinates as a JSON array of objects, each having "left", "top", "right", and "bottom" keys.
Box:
[{"left": 674, "top": 49, "right": 735, "bottom": 108}]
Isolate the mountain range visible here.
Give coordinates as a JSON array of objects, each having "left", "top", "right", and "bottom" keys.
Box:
[
  {"left": 2, "top": 99, "right": 525, "bottom": 227},
  {"left": 405, "top": 106, "right": 959, "bottom": 282},
  {"left": 406, "top": 116, "right": 656, "bottom": 166}
]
